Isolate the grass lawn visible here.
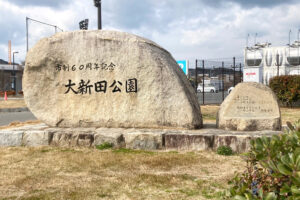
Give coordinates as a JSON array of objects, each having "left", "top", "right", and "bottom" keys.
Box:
[
  {"left": 201, "top": 105, "right": 300, "bottom": 125},
  {"left": 0, "top": 99, "right": 26, "bottom": 109},
  {"left": 0, "top": 147, "right": 244, "bottom": 200},
  {"left": 0, "top": 100, "right": 299, "bottom": 199}
]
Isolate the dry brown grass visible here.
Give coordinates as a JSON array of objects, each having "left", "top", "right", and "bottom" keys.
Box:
[
  {"left": 280, "top": 107, "right": 300, "bottom": 125},
  {"left": 0, "top": 99, "right": 26, "bottom": 109},
  {"left": 201, "top": 105, "right": 220, "bottom": 124},
  {"left": 0, "top": 147, "right": 245, "bottom": 200},
  {"left": 0, "top": 120, "right": 41, "bottom": 130}
]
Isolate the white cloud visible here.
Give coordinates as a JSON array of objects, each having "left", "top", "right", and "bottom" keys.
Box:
[{"left": 0, "top": 0, "right": 299, "bottom": 65}]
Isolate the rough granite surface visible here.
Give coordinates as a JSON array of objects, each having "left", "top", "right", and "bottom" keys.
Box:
[
  {"left": 23, "top": 30, "right": 202, "bottom": 129},
  {"left": 217, "top": 82, "right": 281, "bottom": 131}
]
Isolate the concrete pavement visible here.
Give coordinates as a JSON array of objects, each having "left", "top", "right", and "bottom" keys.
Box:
[{"left": 0, "top": 111, "right": 37, "bottom": 126}]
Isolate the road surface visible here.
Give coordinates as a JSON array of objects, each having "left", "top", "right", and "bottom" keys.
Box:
[
  {"left": 0, "top": 92, "right": 229, "bottom": 126},
  {"left": 197, "top": 91, "right": 230, "bottom": 104},
  {"left": 0, "top": 111, "right": 37, "bottom": 126}
]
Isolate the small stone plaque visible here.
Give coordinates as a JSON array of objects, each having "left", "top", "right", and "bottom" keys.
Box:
[{"left": 217, "top": 82, "right": 281, "bottom": 131}]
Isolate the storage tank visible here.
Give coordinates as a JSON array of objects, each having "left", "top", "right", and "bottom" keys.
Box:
[
  {"left": 265, "top": 49, "right": 272, "bottom": 66},
  {"left": 286, "top": 47, "right": 300, "bottom": 66},
  {"left": 245, "top": 49, "right": 263, "bottom": 67}
]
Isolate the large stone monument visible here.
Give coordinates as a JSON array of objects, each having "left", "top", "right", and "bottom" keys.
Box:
[
  {"left": 217, "top": 82, "right": 281, "bottom": 131},
  {"left": 23, "top": 30, "right": 202, "bottom": 129}
]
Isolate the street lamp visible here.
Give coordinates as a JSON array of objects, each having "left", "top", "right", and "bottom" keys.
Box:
[
  {"left": 93, "top": 0, "right": 102, "bottom": 30},
  {"left": 79, "top": 19, "right": 89, "bottom": 30},
  {"left": 12, "top": 51, "right": 19, "bottom": 93}
]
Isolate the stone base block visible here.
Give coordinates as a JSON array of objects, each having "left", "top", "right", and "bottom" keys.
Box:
[
  {"left": 164, "top": 131, "right": 214, "bottom": 151},
  {"left": 94, "top": 128, "right": 125, "bottom": 148},
  {"left": 23, "top": 131, "right": 50, "bottom": 146},
  {"left": 0, "top": 124, "right": 284, "bottom": 153},
  {"left": 123, "top": 129, "right": 164, "bottom": 150},
  {"left": 0, "top": 131, "right": 23, "bottom": 146}
]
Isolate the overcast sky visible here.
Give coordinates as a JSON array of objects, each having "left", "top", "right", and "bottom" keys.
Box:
[{"left": 0, "top": 0, "right": 299, "bottom": 66}]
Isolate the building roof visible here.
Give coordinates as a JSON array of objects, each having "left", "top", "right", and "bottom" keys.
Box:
[
  {"left": 0, "top": 59, "right": 8, "bottom": 64},
  {"left": 0, "top": 59, "right": 22, "bottom": 71},
  {"left": 0, "top": 59, "right": 19, "bottom": 66}
]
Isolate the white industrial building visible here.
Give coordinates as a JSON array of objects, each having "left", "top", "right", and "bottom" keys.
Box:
[{"left": 244, "top": 41, "right": 300, "bottom": 84}]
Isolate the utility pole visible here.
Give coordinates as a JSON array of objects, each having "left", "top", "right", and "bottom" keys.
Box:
[
  {"left": 202, "top": 60, "right": 205, "bottom": 105},
  {"left": 12, "top": 51, "right": 19, "bottom": 92},
  {"left": 222, "top": 62, "right": 224, "bottom": 101},
  {"left": 239, "top": 63, "right": 242, "bottom": 83},
  {"left": 233, "top": 57, "right": 236, "bottom": 86},
  {"left": 26, "top": 17, "right": 29, "bottom": 52},
  {"left": 195, "top": 60, "right": 198, "bottom": 93}
]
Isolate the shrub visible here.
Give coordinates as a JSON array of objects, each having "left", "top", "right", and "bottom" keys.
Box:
[
  {"left": 95, "top": 142, "right": 113, "bottom": 150},
  {"left": 269, "top": 75, "right": 300, "bottom": 107},
  {"left": 217, "top": 146, "right": 233, "bottom": 156},
  {"left": 228, "top": 120, "right": 300, "bottom": 199}
]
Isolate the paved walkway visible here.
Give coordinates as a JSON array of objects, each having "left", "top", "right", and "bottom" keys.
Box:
[
  {"left": 0, "top": 111, "right": 36, "bottom": 126},
  {"left": 0, "top": 97, "right": 24, "bottom": 100}
]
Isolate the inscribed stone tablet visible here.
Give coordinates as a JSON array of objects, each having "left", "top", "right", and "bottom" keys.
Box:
[
  {"left": 217, "top": 82, "right": 281, "bottom": 131},
  {"left": 23, "top": 30, "right": 202, "bottom": 129}
]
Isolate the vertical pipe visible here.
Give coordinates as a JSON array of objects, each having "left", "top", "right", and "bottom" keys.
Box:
[
  {"left": 202, "top": 60, "right": 205, "bottom": 105},
  {"left": 233, "top": 57, "right": 236, "bottom": 86},
  {"left": 26, "top": 17, "right": 29, "bottom": 52},
  {"left": 222, "top": 62, "right": 224, "bottom": 101},
  {"left": 54, "top": 26, "right": 57, "bottom": 33}
]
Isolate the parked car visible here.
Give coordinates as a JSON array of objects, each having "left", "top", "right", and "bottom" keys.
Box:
[
  {"left": 197, "top": 85, "right": 218, "bottom": 93},
  {"left": 228, "top": 87, "right": 234, "bottom": 94}
]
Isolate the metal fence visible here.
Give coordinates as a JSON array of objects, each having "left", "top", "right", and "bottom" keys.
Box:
[{"left": 190, "top": 57, "right": 244, "bottom": 105}]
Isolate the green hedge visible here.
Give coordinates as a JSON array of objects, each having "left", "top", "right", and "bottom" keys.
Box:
[
  {"left": 228, "top": 120, "right": 300, "bottom": 199},
  {"left": 269, "top": 75, "right": 300, "bottom": 107}
]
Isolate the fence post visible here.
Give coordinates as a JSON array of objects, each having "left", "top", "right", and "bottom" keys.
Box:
[
  {"left": 233, "top": 57, "right": 236, "bottom": 86},
  {"left": 202, "top": 60, "right": 205, "bottom": 105},
  {"left": 222, "top": 61, "right": 224, "bottom": 101},
  {"left": 239, "top": 63, "right": 242, "bottom": 83},
  {"left": 195, "top": 60, "right": 198, "bottom": 93}
]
